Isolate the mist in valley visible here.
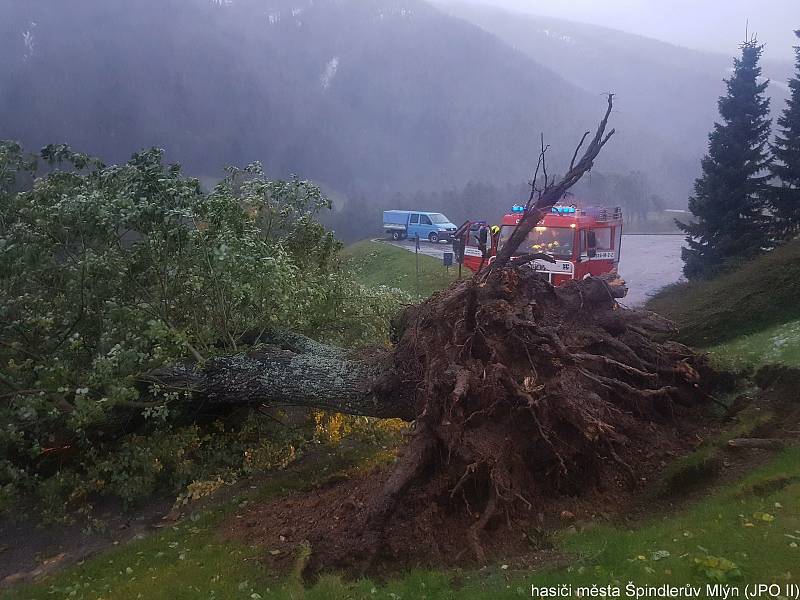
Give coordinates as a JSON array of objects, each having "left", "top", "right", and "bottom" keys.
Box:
[{"left": 1, "top": 0, "right": 795, "bottom": 241}]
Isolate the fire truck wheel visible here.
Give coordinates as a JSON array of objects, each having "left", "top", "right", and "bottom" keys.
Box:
[{"left": 428, "top": 232, "right": 439, "bottom": 243}]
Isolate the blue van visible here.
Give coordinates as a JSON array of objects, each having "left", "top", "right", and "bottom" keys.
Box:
[{"left": 382, "top": 210, "right": 458, "bottom": 243}]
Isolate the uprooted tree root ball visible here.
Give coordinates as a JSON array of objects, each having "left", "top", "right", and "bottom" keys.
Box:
[{"left": 224, "top": 271, "right": 716, "bottom": 575}]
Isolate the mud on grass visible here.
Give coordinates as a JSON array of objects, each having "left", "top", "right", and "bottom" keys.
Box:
[
  {"left": 624, "top": 365, "right": 800, "bottom": 523},
  {"left": 7, "top": 445, "right": 800, "bottom": 600}
]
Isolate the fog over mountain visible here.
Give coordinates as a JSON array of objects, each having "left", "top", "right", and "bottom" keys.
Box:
[
  {"left": 451, "top": 0, "right": 799, "bottom": 61},
  {"left": 1, "top": 0, "right": 796, "bottom": 237},
  {"left": 439, "top": 3, "right": 792, "bottom": 196},
  {"left": 0, "top": 0, "right": 588, "bottom": 190}
]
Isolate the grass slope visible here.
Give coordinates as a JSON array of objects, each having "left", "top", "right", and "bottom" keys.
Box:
[
  {"left": 706, "top": 319, "right": 800, "bottom": 371},
  {"left": 6, "top": 446, "right": 800, "bottom": 598},
  {"left": 0, "top": 447, "right": 388, "bottom": 600},
  {"left": 343, "top": 240, "right": 459, "bottom": 298},
  {"left": 647, "top": 240, "right": 800, "bottom": 349}
]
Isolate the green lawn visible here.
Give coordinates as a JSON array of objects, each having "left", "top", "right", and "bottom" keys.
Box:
[
  {"left": 707, "top": 318, "right": 800, "bottom": 371},
  {"left": 343, "top": 240, "right": 460, "bottom": 298},
  {"left": 6, "top": 445, "right": 800, "bottom": 599},
  {"left": 647, "top": 240, "right": 800, "bottom": 348},
  {"left": 646, "top": 240, "right": 800, "bottom": 372}
]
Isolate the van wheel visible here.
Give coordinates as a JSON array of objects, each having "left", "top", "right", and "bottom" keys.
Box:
[
  {"left": 428, "top": 232, "right": 439, "bottom": 243},
  {"left": 391, "top": 231, "right": 401, "bottom": 240}
]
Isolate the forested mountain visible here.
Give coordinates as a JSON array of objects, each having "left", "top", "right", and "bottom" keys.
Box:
[
  {"left": 0, "top": 0, "right": 581, "bottom": 190},
  {"left": 439, "top": 2, "right": 793, "bottom": 201},
  {"left": 1, "top": 0, "right": 714, "bottom": 221}
]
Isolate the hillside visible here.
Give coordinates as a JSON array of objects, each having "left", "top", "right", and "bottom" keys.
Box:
[
  {"left": 343, "top": 240, "right": 458, "bottom": 297},
  {"left": 438, "top": 2, "right": 793, "bottom": 204},
  {"left": 647, "top": 240, "right": 800, "bottom": 356},
  {"left": 2, "top": 0, "right": 700, "bottom": 206},
  {"left": 0, "top": 0, "right": 580, "bottom": 192}
]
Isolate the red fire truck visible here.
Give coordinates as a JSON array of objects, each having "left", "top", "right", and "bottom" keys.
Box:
[{"left": 455, "top": 204, "right": 623, "bottom": 285}]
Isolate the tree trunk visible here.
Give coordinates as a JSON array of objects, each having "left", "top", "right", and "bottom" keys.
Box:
[{"left": 138, "top": 331, "right": 414, "bottom": 421}]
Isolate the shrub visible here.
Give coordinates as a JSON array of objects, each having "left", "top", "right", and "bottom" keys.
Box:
[{"left": 0, "top": 142, "right": 406, "bottom": 518}]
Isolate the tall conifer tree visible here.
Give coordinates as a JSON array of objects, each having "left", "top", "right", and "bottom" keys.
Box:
[
  {"left": 770, "top": 30, "right": 800, "bottom": 239},
  {"left": 678, "top": 40, "right": 772, "bottom": 279}
]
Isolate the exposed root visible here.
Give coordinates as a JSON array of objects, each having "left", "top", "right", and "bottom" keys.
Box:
[
  {"left": 469, "top": 488, "right": 498, "bottom": 563},
  {"left": 357, "top": 425, "right": 436, "bottom": 572},
  {"left": 367, "top": 271, "right": 712, "bottom": 562},
  {"left": 228, "top": 271, "right": 716, "bottom": 576}
]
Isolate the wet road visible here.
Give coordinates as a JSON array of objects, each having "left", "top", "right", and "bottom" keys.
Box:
[
  {"left": 617, "top": 234, "right": 685, "bottom": 306},
  {"left": 379, "top": 234, "right": 685, "bottom": 306}
]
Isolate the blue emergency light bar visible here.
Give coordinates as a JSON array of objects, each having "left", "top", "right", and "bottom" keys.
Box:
[
  {"left": 551, "top": 205, "right": 577, "bottom": 214},
  {"left": 511, "top": 204, "right": 525, "bottom": 213}
]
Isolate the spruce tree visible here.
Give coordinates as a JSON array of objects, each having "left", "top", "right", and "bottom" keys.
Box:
[
  {"left": 678, "top": 40, "right": 772, "bottom": 279},
  {"left": 770, "top": 30, "right": 800, "bottom": 240}
]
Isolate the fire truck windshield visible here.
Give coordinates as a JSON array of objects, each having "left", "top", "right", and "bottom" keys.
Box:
[{"left": 500, "top": 226, "right": 575, "bottom": 259}]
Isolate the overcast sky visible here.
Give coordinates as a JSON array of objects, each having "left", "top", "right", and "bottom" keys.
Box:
[{"left": 457, "top": 0, "right": 798, "bottom": 61}]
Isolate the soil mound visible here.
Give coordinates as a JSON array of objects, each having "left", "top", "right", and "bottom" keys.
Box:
[{"left": 224, "top": 271, "right": 716, "bottom": 576}]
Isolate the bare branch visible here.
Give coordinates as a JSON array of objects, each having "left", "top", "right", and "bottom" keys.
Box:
[
  {"left": 570, "top": 131, "right": 591, "bottom": 171},
  {"left": 526, "top": 140, "right": 548, "bottom": 210},
  {"left": 490, "top": 95, "right": 616, "bottom": 271},
  {"left": 540, "top": 133, "right": 549, "bottom": 195},
  {"left": 508, "top": 253, "right": 556, "bottom": 268}
]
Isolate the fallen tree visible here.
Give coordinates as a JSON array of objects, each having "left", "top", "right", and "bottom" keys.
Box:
[
  {"left": 140, "top": 328, "right": 412, "bottom": 420},
  {"left": 147, "top": 96, "right": 717, "bottom": 573}
]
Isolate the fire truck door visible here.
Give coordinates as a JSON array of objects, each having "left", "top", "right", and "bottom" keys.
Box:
[{"left": 580, "top": 230, "right": 597, "bottom": 259}]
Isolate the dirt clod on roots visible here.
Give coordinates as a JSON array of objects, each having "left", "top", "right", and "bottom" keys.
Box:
[{"left": 226, "top": 270, "right": 715, "bottom": 576}]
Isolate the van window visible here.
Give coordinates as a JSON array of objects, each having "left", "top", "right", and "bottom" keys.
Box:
[
  {"left": 420, "top": 215, "right": 432, "bottom": 225},
  {"left": 410, "top": 214, "right": 419, "bottom": 224}
]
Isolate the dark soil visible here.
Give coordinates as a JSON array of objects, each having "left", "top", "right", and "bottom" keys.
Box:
[{"left": 223, "top": 415, "right": 711, "bottom": 577}]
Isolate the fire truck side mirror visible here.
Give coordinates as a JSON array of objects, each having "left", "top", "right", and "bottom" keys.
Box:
[
  {"left": 478, "top": 227, "right": 488, "bottom": 246},
  {"left": 587, "top": 248, "right": 597, "bottom": 258}
]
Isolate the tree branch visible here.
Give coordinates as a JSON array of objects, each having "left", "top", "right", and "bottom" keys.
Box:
[{"left": 491, "top": 95, "right": 616, "bottom": 271}]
